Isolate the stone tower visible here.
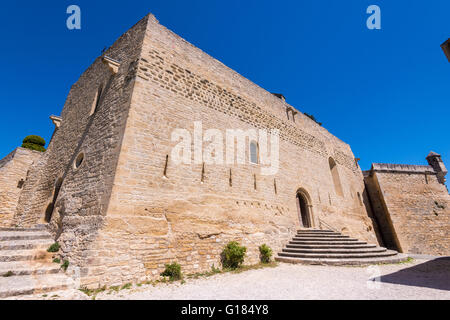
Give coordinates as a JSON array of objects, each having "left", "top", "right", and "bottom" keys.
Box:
[{"left": 426, "top": 151, "right": 448, "bottom": 185}]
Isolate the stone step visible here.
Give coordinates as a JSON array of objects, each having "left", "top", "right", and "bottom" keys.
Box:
[
  {"left": 276, "top": 253, "right": 409, "bottom": 266},
  {"left": 296, "top": 232, "right": 343, "bottom": 237},
  {"left": 0, "top": 225, "right": 46, "bottom": 232},
  {"left": 278, "top": 250, "right": 398, "bottom": 259},
  {"left": 290, "top": 240, "right": 368, "bottom": 245},
  {"left": 297, "top": 229, "right": 336, "bottom": 233},
  {"left": 282, "top": 247, "right": 387, "bottom": 254},
  {"left": 295, "top": 234, "right": 350, "bottom": 238},
  {"left": 0, "top": 239, "right": 54, "bottom": 251},
  {"left": 0, "top": 249, "right": 52, "bottom": 262},
  {"left": 291, "top": 237, "right": 358, "bottom": 241},
  {"left": 0, "top": 261, "right": 61, "bottom": 277},
  {"left": 286, "top": 243, "right": 377, "bottom": 249},
  {"left": 0, "top": 274, "right": 75, "bottom": 298},
  {"left": 0, "top": 231, "right": 52, "bottom": 242}
]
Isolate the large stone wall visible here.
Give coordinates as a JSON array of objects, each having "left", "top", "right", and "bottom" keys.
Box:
[
  {"left": 13, "top": 16, "right": 150, "bottom": 270},
  {"left": 76, "top": 15, "right": 379, "bottom": 287},
  {"left": 364, "top": 164, "right": 450, "bottom": 255},
  {"left": 0, "top": 148, "right": 42, "bottom": 227}
]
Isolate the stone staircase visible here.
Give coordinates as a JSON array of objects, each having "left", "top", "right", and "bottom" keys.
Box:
[
  {"left": 0, "top": 225, "right": 75, "bottom": 299},
  {"left": 276, "top": 229, "right": 408, "bottom": 266}
]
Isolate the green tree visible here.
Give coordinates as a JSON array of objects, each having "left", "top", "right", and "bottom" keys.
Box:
[{"left": 21, "top": 135, "right": 46, "bottom": 152}]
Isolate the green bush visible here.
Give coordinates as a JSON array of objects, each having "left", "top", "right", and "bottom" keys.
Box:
[
  {"left": 22, "top": 135, "right": 46, "bottom": 146},
  {"left": 259, "top": 244, "right": 273, "bottom": 264},
  {"left": 22, "top": 135, "right": 46, "bottom": 152},
  {"left": 221, "top": 241, "right": 247, "bottom": 269},
  {"left": 61, "top": 260, "right": 69, "bottom": 271},
  {"left": 160, "top": 262, "right": 182, "bottom": 281},
  {"left": 47, "top": 242, "right": 60, "bottom": 253}
]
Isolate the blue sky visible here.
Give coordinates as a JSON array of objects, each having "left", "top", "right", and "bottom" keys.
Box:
[{"left": 0, "top": 0, "right": 449, "bottom": 174}]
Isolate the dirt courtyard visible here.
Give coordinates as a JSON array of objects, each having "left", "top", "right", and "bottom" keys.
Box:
[{"left": 10, "top": 256, "right": 449, "bottom": 300}]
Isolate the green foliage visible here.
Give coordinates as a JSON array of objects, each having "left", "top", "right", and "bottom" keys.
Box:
[
  {"left": 221, "top": 241, "right": 247, "bottom": 269},
  {"left": 160, "top": 262, "right": 182, "bottom": 281},
  {"left": 52, "top": 258, "right": 61, "bottom": 264},
  {"left": 22, "top": 143, "right": 46, "bottom": 152},
  {"left": 121, "top": 283, "right": 132, "bottom": 290},
  {"left": 304, "top": 113, "right": 322, "bottom": 126},
  {"left": 22, "top": 135, "right": 46, "bottom": 146},
  {"left": 3, "top": 271, "right": 14, "bottom": 277},
  {"left": 47, "top": 242, "right": 60, "bottom": 253},
  {"left": 61, "top": 260, "right": 69, "bottom": 271},
  {"left": 21, "top": 135, "right": 46, "bottom": 152},
  {"left": 259, "top": 244, "right": 273, "bottom": 264}
]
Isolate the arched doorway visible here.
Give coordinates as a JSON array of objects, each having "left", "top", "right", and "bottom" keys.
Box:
[
  {"left": 296, "top": 189, "right": 313, "bottom": 228},
  {"left": 45, "top": 177, "right": 63, "bottom": 223}
]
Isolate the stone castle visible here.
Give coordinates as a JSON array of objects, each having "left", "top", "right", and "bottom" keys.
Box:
[{"left": 0, "top": 14, "right": 449, "bottom": 289}]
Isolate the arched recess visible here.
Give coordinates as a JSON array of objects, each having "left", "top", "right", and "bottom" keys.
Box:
[
  {"left": 249, "top": 140, "right": 259, "bottom": 164},
  {"left": 296, "top": 188, "right": 314, "bottom": 228},
  {"left": 329, "top": 157, "right": 344, "bottom": 197},
  {"left": 44, "top": 177, "right": 63, "bottom": 223}
]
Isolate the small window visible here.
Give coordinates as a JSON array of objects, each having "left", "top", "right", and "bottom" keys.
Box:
[
  {"left": 250, "top": 141, "right": 258, "bottom": 164},
  {"left": 74, "top": 153, "right": 85, "bottom": 169},
  {"left": 89, "top": 86, "right": 103, "bottom": 116},
  {"left": 357, "top": 192, "right": 363, "bottom": 206}
]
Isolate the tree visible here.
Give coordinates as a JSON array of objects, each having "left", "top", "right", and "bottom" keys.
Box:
[{"left": 22, "top": 135, "right": 46, "bottom": 152}]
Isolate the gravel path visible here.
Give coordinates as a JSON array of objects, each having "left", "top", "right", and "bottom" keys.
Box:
[{"left": 14, "top": 257, "right": 450, "bottom": 300}]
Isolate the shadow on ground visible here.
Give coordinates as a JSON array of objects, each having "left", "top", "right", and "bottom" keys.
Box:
[{"left": 375, "top": 257, "right": 450, "bottom": 291}]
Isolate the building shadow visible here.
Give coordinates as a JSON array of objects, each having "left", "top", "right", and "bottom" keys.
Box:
[{"left": 375, "top": 257, "right": 450, "bottom": 291}]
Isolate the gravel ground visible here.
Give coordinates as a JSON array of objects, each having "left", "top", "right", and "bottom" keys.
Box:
[{"left": 15, "top": 257, "right": 450, "bottom": 300}]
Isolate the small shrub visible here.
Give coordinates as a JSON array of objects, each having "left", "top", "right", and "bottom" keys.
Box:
[
  {"left": 160, "top": 262, "right": 182, "bottom": 281},
  {"left": 61, "top": 260, "right": 69, "bottom": 271},
  {"left": 259, "top": 244, "right": 273, "bottom": 264},
  {"left": 121, "top": 283, "right": 132, "bottom": 290},
  {"left": 47, "top": 242, "right": 60, "bottom": 253},
  {"left": 21, "top": 135, "right": 46, "bottom": 152},
  {"left": 3, "top": 271, "right": 14, "bottom": 277},
  {"left": 52, "top": 258, "right": 61, "bottom": 264},
  {"left": 221, "top": 241, "right": 247, "bottom": 269},
  {"left": 211, "top": 264, "right": 221, "bottom": 274}
]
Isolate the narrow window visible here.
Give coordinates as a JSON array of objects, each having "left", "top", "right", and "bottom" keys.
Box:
[
  {"left": 357, "top": 192, "right": 363, "bottom": 206},
  {"left": 201, "top": 163, "right": 205, "bottom": 183},
  {"left": 250, "top": 141, "right": 258, "bottom": 164},
  {"left": 74, "top": 153, "right": 84, "bottom": 169},
  {"left": 89, "top": 85, "right": 103, "bottom": 116},
  {"left": 163, "top": 155, "right": 169, "bottom": 178},
  {"left": 329, "top": 157, "right": 343, "bottom": 197}
]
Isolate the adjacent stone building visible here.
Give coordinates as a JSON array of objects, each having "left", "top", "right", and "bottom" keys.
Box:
[
  {"left": 0, "top": 147, "right": 42, "bottom": 228},
  {"left": 0, "top": 14, "right": 448, "bottom": 288},
  {"left": 364, "top": 153, "right": 450, "bottom": 256}
]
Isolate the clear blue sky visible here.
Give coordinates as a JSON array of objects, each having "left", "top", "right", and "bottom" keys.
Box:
[{"left": 0, "top": 0, "right": 449, "bottom": 174}]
